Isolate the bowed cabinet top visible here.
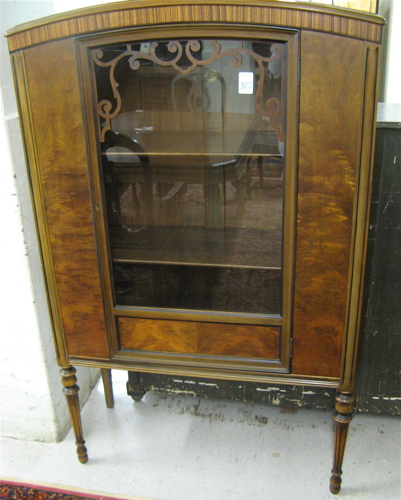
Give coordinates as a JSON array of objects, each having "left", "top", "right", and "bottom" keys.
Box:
[{"left": 6, "top": 0, "right": 384, "bottom": 52}]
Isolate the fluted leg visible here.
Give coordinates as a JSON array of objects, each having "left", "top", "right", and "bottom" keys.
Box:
[
  {"left": 330, "top": 392, "right": 354, "bottom": 494},
  {"left": 101, "top": 368, "right": 114, "bottom": 409},
  {"left": 60, "top": 366, "right": 88, "bottom": 464}
]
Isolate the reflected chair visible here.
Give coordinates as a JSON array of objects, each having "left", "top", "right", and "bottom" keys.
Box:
[{"left": 102, "top": 129, "right": 154, "bottom": 226}]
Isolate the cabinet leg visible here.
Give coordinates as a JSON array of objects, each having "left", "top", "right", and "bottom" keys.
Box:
[
  {"left": 60, "top": 366, "right": 88, "bottom": 464},
  {"left": 101, "top": 368, "right": 114, "bottom": 409},
  {"left": 330, "top": 392, "right": 354, "bottom": 494}
]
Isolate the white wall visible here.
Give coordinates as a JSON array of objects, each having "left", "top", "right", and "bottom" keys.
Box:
[
  {"left": 0, "top": 0, "right": 99, "bottom": 443},
  {"left": 0, "top": 0, "right": 399, "bottom": 444},
  {"left": 379, "top": 0, "right": 401, "bottom": 103}
]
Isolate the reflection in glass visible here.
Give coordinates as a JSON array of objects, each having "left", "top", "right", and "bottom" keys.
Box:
[{"left": 92, "top": 38, "right": 286, "bottom": 314}]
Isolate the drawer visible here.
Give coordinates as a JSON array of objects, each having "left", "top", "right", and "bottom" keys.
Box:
[{"left": 117, "top": 317, "right": 281, "bottom": 360}]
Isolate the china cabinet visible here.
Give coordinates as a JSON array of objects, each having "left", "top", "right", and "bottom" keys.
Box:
[{"left": 7, "top": 1, "right": 384, "bottom": 494}]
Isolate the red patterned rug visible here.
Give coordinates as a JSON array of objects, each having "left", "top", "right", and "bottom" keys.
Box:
[{"left": 0, "top": 480, "right": 150, "bottom": 500}]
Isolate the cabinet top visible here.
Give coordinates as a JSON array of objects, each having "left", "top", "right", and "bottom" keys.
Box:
[{"left": 7, "top": 0, "right": 385, "bottom": 52}]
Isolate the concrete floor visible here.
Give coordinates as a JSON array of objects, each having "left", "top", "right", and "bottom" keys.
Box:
[{"left": 1, "top": 370, "right": 400, "bottom": 500}]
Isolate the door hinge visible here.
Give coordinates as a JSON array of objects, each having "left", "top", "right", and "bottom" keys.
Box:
[
  {"left": 290, "top": 337, "right": 293, "bottom": 358},
  {"left": 297, "top": 57, "right": 301, "bottom": 86}
]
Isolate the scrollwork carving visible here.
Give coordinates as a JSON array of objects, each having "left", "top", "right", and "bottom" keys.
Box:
[{"left": 92, "top": 39, "right": 284, "bottom": 142}]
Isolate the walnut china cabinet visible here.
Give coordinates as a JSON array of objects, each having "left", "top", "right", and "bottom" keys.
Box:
[{"left": 7, "top": 1, "right": 384, "bottom": 494}]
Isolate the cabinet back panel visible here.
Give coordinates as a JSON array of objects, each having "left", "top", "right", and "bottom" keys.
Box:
[
  {"left": 24, "top": 39, "right": 110, "bottom": 359},
  {"left": 292, "top": 31, "right": 366, "bottom": 378}
]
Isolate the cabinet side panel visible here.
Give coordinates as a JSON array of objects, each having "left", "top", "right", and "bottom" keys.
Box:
[
  {"left": 23, "top": 39, "right": 109, "bottom": 359},
  {"left": 292, "top": 31, "right": 366, "bottom": 377}
]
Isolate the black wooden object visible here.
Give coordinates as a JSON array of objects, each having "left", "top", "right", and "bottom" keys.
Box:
[
  {"left": 127, "top": 372, "right": 336, "bottom": 410},
  {"left": 355, "top": 103, "right": 401, "bottom": 416},
  {"left": 127, "top": 104, "right": 401, "bottom": 415}
]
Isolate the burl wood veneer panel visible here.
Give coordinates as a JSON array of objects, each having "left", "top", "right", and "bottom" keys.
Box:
[
  {"left": 118, "top": 317, "right": 280, "bottom": 360},
  {"left": 291, "top": 31, "right": 367, "bottom": 378},
  {"left": 24, "top": 39, "right": 109, "bottom": 359}
]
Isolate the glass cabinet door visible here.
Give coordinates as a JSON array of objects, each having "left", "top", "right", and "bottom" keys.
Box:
[{"left": 83, "top": 32, "right": 298, "bottom": 370}]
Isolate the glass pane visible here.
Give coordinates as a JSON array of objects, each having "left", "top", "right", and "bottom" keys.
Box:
[
  {"left": 92, "top": 38, "right": 286, "bottom": 315},
  {"left": 114, "top": 263, "right": 281, "bottom": 314}
]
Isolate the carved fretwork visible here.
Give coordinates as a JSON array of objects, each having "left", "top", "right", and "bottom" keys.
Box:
[{"left": 92, "top": 39, "right": 284, "bottom": 142}]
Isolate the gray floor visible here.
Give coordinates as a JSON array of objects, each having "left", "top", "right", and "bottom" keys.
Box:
[{"left": 1, "top": 370, "right": 400, "bottom": 500}]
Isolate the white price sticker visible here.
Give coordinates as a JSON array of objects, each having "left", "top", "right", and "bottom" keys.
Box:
[
  {"left": 238, "top": 72, "right": 254, "bottom": 94},
  {"left": 140, "top": 43, "right": 150, "bottom": 53}
]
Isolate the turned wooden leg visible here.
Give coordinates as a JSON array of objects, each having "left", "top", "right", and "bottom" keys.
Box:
[
  {"left": 60, "top": 366, "right": 88, "bottom": 464},
  {"left": 330, "top": 392, "right": 354, "bottom": 494},
  {"left": 101, "top": 368, "right": 114, "bottom": 409}
]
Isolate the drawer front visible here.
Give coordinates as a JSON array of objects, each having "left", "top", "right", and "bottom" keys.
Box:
[{"left": 117, "top": 317, "right": 280, "bottom": 361}]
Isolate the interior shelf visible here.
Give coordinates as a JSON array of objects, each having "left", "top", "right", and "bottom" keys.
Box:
[{"left": 109, "top": 226, "right": 282, "bottom": 269}]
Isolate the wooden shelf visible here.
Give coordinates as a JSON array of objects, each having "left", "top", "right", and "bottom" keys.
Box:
[
  {"left": 110, "top": 226, "right": 282, "bottom": 269},
  {"left": 107, "top": 112, "right": 283, "bottom": 157}
]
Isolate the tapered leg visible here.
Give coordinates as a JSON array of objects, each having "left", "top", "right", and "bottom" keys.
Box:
[
  {"left": 101, "top": 368, "right": 114, "bottom": 409},
  {"left": 60, "top": 366, "right": 88, "bottom": 464},
  {"left": 330, "top": 392, "right": 354, "bottom": 494}
]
